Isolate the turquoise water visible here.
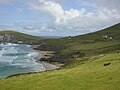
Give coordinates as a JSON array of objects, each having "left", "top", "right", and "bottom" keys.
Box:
[{"left": 0, "top": 43, "right": 45, "bottom": 78}]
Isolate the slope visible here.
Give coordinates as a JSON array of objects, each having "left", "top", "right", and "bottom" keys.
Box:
[
  {"left": 0, "top": 30, "right": 42, "bottom": 43},
  {"left": 0, "top": 53, "right": 119, "bottom": 90},
  {"left": 39, "top": 23, "right": 120, "bottom": 62}
]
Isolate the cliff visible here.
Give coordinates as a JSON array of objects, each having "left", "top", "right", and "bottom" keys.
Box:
[
  {"left": 0, "top": 34, "right": 17, "bottom": 43},
  {"left": 0, "top": 30, "right": 42, "bottom": 44}
]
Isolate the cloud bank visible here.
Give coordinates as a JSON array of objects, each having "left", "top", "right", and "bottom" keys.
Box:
[
  {"left": 0, "top": 0, "right": 120, "bottom": 36},
  {"left": 29, "top": 0, "right": 120, "bottom": 31}
]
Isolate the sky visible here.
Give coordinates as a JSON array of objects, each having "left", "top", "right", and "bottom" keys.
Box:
[{"left": 0, "top": 0, "right": 120, "bottom": 36}]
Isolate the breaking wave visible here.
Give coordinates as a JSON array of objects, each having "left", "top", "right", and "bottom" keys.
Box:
[{"left": 0, "top": 43, "right": 44, "bottom": 78}]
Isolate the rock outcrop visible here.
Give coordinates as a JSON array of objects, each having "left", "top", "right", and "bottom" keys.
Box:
[
  {"left": 0, "top": 34, "right": 41, "bottom": 45},
  {"left": 0, "top": 34, "right": 17, "bottom": 43}
]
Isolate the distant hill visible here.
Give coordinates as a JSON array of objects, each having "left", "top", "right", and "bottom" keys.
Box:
[
  {"left": 73, "top": 23, "right": 120, "bottom": 41},
  {"left": 0, "top": 30, "right": 42, "bottom": 44},
  {"left": 0, "top": 24, "right": 120, "bottom": 90},
  {"left": 39, "top": 23, "right": 120, "bottom": 62}
]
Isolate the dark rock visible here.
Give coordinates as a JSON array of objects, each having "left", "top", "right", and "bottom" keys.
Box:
[
  {"left": 104, "top": 62, "right": 111, "bottom": 66},
  {"left": 116, "top": 50, "right": 120, "bottom": 53}
]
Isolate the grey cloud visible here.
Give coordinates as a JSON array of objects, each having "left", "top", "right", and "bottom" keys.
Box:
[
  {"left": 79, "top": 0, "right": 120, "bottom": 11},
  {"left": 0, "top": 0, "right": 120, "bottom": 36},
  {"left": 94, "top": 0, "right": 120, "bottom": 10}
]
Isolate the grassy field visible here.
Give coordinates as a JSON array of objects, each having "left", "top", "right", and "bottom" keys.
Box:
[
  {"left": 0, "top": 53, "right": 120, "bottom": 90},
  {"left": 39, "top": 23, "right": 120, "bottom": 60},
  {"left": 0, "top": 23, "right": 120, "bottom": 90}
]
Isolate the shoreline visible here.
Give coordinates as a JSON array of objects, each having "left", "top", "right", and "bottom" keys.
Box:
[
  {"left": 0, "top": 44, "right": 62, "bottom": 79},
  {"left": 32, "top": 45, "right": 64, "bottom": 70},
  {"left": 32, "top": 45, "right": 64, "bottom": 67},
  {"left": 6, "top": 44, "right": 63, "bottom": 79}
]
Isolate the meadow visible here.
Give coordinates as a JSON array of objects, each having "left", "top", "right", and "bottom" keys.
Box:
[
  {"left": 0, "top": 23, "right": 120, "bottom": 90},
  {"left": 0, "top": 53, "right": 120, "bottom": 90}
]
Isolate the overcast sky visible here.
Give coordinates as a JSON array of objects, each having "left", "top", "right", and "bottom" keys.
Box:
[{"left": 0, "top": 0, "right": 120, "bottom": 36}]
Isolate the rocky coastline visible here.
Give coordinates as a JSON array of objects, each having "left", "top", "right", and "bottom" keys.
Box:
[
  {"left": 0, "top": 34, "right": 17, "bottom": 43},
  {"left": 32, "top": 45, "right": 64, "bottom": 67},
  {"left": 0, "top": 40, "right": 63, "bottom": 79}
]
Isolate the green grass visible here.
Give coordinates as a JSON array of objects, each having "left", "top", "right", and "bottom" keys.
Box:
[
  {"left": 0, "top": 53, "right": 120, "bottom": 90},
  {"left": 40, "top": 23, "right": 120, "bottom": 59},
  {"left": 69, "top": 41, "right": 120, "bottom": 50},
  {"left": 0, "top": 23, "right": 120, "bottom": 90},
  {"left": 73, "top": 23, "right": 120, "bottom": 40}
]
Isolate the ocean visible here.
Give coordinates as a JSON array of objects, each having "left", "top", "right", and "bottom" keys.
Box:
[{"left": 0, "top": 43, "right": 45, "bottom": 78}]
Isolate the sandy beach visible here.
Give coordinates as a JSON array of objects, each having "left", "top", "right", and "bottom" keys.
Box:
[
  {"left": 32, "top": 45, "right": 63, "bottom": 70},
  {"left": 32, "top": 45, "right": 64, "bottom": 66}
]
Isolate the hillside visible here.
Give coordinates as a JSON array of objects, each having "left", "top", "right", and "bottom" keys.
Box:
[
  {"left": 38, "top": 23, "right": 120, "bottom": 62},
  {"left": 0, "top": 30, "right": 42, "bottom": 44},
  {"left": 0, "top": 24, "right": 119, "bottom": 62},
  {"left": 73, "top": 23, "right": 120, "bottom": 40},
  {"left": 0, "top": 24, "right": 120, "bottom": 90},
  {"left": 0, "top": 53, "right": 120, "bottom": 90}
]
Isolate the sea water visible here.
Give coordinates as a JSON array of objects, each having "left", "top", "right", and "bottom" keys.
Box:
[{"left": 0, "top": 43, "right": 45, "bottom": 78}]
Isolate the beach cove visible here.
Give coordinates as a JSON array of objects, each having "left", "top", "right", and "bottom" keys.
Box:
[{"left": 0, "top": 43, "right": 59, "bottom": 78}]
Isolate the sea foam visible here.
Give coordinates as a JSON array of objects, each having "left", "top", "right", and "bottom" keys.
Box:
[{"left": 0, "top": 43, "right": 44, "bottom": 78}]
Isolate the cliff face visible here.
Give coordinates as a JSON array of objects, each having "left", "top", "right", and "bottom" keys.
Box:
[
  {"left": 0, "top": 34, "right": 41, "bottom": 45},
  {"left": 0, "top": 34, "right": 17, "bottom": 43}
]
